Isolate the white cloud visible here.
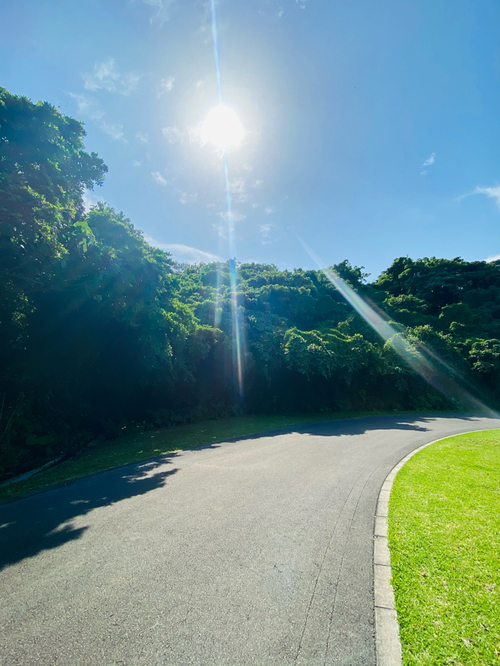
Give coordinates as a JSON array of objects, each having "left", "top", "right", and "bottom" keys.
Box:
[
  {"left": 259, "top": 223, "right": 276, "bottom": 245},
  {"left": 83, "top": 189, "right": 105, "bottom": 212},
  {"left": 145, "top": 237, "right": 220, "bottom": 263},
  {"left": 157, "top": 76, "right": 175, "bottom": 96},
  {"left": 70, "top": 93, "right": 126, "bottom": 142},
  {"left": 264, "top": 206, "right": 276, "bottom": 215},
  {"left": 162, "top": 126, "right": 183, "bottom": 143},
  {"left": 179, "top": 191, "right": 198, "bottom": 204},
  {"left": 422, "top": 152, "right": 436, "bottom": 167},
  {"left": 132, "top": 160, "right": 142, "bottom": 167},
  {"left": 151, "top": 171, "right": 168, "bottom": 186},
  {"left": 100, "top": 121, "right": 126, "bottom": 142},
  {"left": 278, "top": 8, "right": 284, "bottom": 18},
  {"left": 142, "top": 0, "right": 176, "bottom": 25},
  {"left": 253, "top": 179, "right": 264, "bottom": 188},
  {"left": 70, "top": 93, "right": 102, "bottom": 120},
  {"left": 83, "top": 57, "right": 142, "bottom": 96},
  {"left": 219, "top": 211, "right": 246, "bottom": 223},
  {"left": 474, "top": 185, "right": 500, "bottom": 208},
  {"left": 136, "top": 131, "right": 149, "bottom": 143},
  {"left": 229, "top": 178, "right": 246, "bottom": 194},
  {"left": 486, "top": 253, "right": 500, "bottom": 263},
  {"left": 213, "top": 222, "right": 227, "bottom": 239},
  {"left": 420, "top": 170, "right": 427, "bottom": 176},
  {"left": 252, "top": 203, "right": 260, "bottom": 209}
]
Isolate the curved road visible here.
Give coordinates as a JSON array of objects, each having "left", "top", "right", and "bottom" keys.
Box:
[{"left": 1, "top": 414, "right": 499, "bottom": 666}]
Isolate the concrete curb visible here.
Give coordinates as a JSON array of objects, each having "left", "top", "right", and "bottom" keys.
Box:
[
  {"left": 0, "top": 455, "right": 66, "bottom": 488},
  {"left": 373, "top": 428, "right": 495, "bottom": 666}
]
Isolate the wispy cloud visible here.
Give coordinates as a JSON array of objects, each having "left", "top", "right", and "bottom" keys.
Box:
[
  {"left": 145, "top": 237, "right": 220, "bottom": 263},
  {"left": 421, "top": 152, "right": 436, "bottom": 176},
  {"left": 157, "top": 76, "right": 175, "bottom": 96},
  {"left": 151, "top": 171, "right": 168, "bottom": 186},
  {"left": 259, "top": 223, "right": 277, "bottom": 245},
  {"left": 70, "top": 93, "right": 98, "bottom": 117},
  {"left": 136, "top": 131, "right": 149, "bottom": 144},
  {"left": 474, "top": 185, "right": 500, "bottom": 208},
  {"left": 162, "top": 126, "right": 183, "bottom": 143},
  {"left": 83, "top": 190, "right": 105, "bottom": 212},
  {"left": 213, "top": 222, "right": 227, "bottom": 239},
  {"left": 458, "top": 185, "right": 500, "bottom": 208},
  {"left": 142, "top": 0, "right": 176, "bottom": 25},
  {"left": 179, "top": 191, "right": 198, "bottom": 204},
  {"left": 100, "top": 121, "right": 126, "bottom": 141},
  {"left": 229, "top": 178, "right": 246, "bottom": 194},
  {"left": 423, "top": 152, "right": 436, "bottom": 166},
  {"left": 132, "top": 160, "right": 142, "bottom": 167},
  {"left": 264, "top": 206, "right": 276, "bottom": 215},
  {"left": 83, "top": 57, "right": 142, "bottom": 96},
  {"left": 486, "top": 253, "right": 500, "bottom": 263},
  {"left": 70, "top": 93, "right": 126, "bottom": 142},
  {"left": 228, "top": 178, "right": 249, "bottom": 202},
  {"left": 219, "top": 211, "right": 246, "bottom": 223},
  {"left": 259, "top": 223, "right": 272, "bottom": 238},
  {"left": 278, "top": 9, "right": 284, "bottom": 18}
]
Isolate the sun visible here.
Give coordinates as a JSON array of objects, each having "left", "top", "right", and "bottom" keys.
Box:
[{"left": 200, "top": 105, "right": 245, "bottom": 152}]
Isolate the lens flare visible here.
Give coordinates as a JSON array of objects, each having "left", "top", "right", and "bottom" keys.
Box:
[
  {"left": 299, "top": 238, "right": 498, "bottom": 415},
  {"left": 209, "top": 0, "right": 245, "bottom": 396}
]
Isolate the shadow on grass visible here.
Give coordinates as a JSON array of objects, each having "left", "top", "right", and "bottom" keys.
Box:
[
  {"left": 0, "top": 412, "right": 495, "bottom": 571},
  {"left": 0, "top": 458, "right": 178, "bottom": 571}
]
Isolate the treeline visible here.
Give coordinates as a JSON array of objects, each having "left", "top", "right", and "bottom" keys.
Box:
[{"left": 1, "top": 88, "right": 500, "bottom": 477}]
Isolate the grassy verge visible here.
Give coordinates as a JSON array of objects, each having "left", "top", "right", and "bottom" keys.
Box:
[
  {"left": 0, "top": 409, "right": 400, "bottom": 504},
  {"left": 388, "top": 430, "right": 500, "bottom": 665}
]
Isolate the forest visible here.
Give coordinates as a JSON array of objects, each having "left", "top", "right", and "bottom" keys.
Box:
[{"left": 1, "top": 87, "right": 500, "bottom": 478}]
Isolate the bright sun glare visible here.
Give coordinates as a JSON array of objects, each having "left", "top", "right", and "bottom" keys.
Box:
[{"left": 200, "top": 104, "right": 245, "bottom": 152}]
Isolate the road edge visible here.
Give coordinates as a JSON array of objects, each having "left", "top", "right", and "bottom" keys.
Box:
[
  {"left": 2, "top": 411, "right": 466, "bottom": 506},
  {"left": 373, "top": 428, "right": 495, "bottom": 666}
]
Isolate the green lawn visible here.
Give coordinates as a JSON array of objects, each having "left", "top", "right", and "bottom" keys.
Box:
[
  {"left": 0, "top": 409, "right": 397, "bottom": 504},
  {"left": 388, "top": 430, "right": 500, "bottom": 666}
]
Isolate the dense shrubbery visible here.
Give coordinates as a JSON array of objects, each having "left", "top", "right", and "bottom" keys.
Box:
[{"left": 1, "top": 88, "right": 500, "bottom": 477}]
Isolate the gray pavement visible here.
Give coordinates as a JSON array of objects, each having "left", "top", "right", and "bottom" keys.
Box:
[{"left": 1, "top": 413, "right": 499, "bottom": 666}]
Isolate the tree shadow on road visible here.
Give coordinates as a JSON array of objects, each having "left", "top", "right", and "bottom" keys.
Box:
[
  {"left": 223, "top": 412, "right": 495, "bottom": 443},
  {"left": 1, "top": 412, "right": 496, "bottom": 571},
  {"left": 0, "top": 458, "right": 178, "bottom": 571}
]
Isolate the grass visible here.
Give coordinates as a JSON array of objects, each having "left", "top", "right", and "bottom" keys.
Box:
[
  {"left": 0, "top": 409, "right": 399, "bottom": 504},
  {"left": 388, "top": 429, "right": 500, "bottom": 666}
]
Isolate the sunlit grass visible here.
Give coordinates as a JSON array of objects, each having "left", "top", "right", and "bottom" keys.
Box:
[
  {"left": 389, "top": 430, "right": 500, "bottom": 665},
  {"left": 1, "top": 410, "right": 403, "bottom": 503}
]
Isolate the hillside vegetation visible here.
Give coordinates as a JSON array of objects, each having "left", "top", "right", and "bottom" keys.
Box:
[{"left": 1, "top": 87, "right": 500, "bottom": 478}]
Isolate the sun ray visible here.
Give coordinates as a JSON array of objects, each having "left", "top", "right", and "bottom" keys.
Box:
[
  {"left": 209, "top": 0, "right": 245, "bottom": 396},
  {"left": 299, "top": 238, "right": 498, "bottom": 416}
]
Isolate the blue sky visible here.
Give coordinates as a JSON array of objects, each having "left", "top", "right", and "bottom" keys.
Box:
[{"left": 1, "top": 0, "right": 499, "bottom": 278}]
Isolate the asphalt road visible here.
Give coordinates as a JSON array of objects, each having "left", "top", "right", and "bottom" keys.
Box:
[{"left": 1, "top": 413, "right": 499, "bottom": 666}]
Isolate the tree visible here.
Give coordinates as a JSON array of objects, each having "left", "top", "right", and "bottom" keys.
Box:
[
  {"left": 0, "top": 89, "right": 107, "bottom": 398},
  {"left": 0, "top": 87, "right": 107, "bottom": 295}
]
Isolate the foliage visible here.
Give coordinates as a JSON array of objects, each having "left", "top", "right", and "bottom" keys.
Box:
[{"left": 1, "top": 87, "right": 500, "bottom": 477}]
